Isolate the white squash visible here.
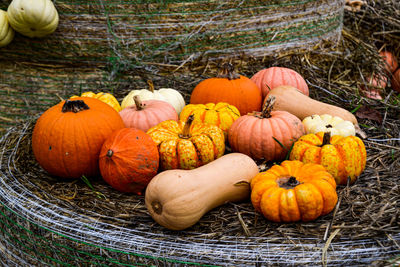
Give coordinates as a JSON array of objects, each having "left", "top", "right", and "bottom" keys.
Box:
[
  {"left": 7, "top": 0, "right": 59, "bottom": 38},
  {"left": 302, "top": 114, "right": 356, "bottom": 137},
  {"left": 121, "top": 81, "right": 185, "bottom": 115},
  {"left": 0, "top": 10, "right": 14, "bottom": 47}
]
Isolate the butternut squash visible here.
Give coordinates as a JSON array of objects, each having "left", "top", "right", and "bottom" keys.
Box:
[
  {"left": 145, "top": 153, "right": 259, "bottom": 230},
  {"left": 266, "top": 85, "right": 366, "bottom": 138}
]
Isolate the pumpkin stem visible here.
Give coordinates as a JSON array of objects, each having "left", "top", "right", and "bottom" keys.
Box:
[
  {"left": 106, "top": 149, "right": 113, "bottom": 158},
  {"left": 179, "top": 114, "right": 194, "bottom": 139},
  {"left": 217, "top": 63, "right": 240, "bottom": 80},
  {"left": 147, "top": 80, "right": 155, "bottom": 93},
  {"left": 321, "top": 131, "right": 331, "bottom": 146},
  {"left": 62, "top": 100, "right": 90, "bottom": 113},
  {"left": 133, "top": 95, "right": 145, "bottom": 110},
  {"left": 278, "top": 176, "right": 301, "bottom": 189}
]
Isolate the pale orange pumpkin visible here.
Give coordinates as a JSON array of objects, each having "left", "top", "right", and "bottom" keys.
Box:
[
  {"left": 251, "top": 67, "right": 309, "bottom": 99},
  {"left": 289, "top": 132, "right": 367, "bottom": 185},
  {"left": 228, "top": 96, "right": 305, "bottom": 162},
  {"left": 119, "top": 96, "right": 178, "bottom": 132},
  {"left": 146, "top": 115, "right": 225, "bottom": 170},
  {"left": 251, "top": 160, "right": 337, "bottom": 222}
]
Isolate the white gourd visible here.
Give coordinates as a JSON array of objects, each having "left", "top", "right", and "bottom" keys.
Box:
[
  {"left": 302, "top": 114, "right": 356, "bottom": 137},
  {"left": 0, "top": 10, "right": 14, "bottom": 47}
]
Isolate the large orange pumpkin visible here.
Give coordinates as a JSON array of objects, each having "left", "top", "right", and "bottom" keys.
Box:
[
  {"left": 179, "top": 102, "right": 240, "bottom": 139},
  {"left": 189, "top": 63, "right": 262, "bottom": 115},
  {"left": 99, "top": 128, "right": 159, "bottom": 195},
  {"left": 146, "top": 115, "right": 225, "bottom": 170},
  {"left": 251, "top": 67, "right": 309, "bottom": 99},
  {"left": 251, "top": 160, "right": 338, "bottom": 222},
  {"left": 228, "top": 96, "right": 305, "bottom": 162},
  {"left": 289, "top": 132, "right": 367, "bottom": 185},
  {"left": 119, "top": 96, "right": 178, "bottom": 132},
  {"left": 32, "top": 98, "right": 125, "bottom": 179}
]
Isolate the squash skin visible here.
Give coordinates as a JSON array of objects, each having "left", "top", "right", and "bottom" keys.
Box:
[
  {"left": 145, "top": 153, "right": 259, "bottom": 230},
  {"left": 0, "top": 10, "right": 14, "bottom": 47}
]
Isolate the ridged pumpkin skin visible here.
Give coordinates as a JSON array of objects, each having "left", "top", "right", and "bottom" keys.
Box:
[
  {"left": 0, "top": 10, "right": 14, "bottom": 48},
  {"left": 71, "top": 92, "right": 121, "bottom": 112},
  {"left": 228, "top": 97, "right": 305, "bottom": 162},
  {"left": 251, "top": 67, "right": 309, "bottom": 99},
  {"left": 251, "top": 160, "right": 337, "bottom": 222},
  {"left": 120, "top": 98, "right": 178, "bottom": 132},
  {"left": 99, "top": 128, "right": 159, "bottom": 195},
  {"left": 32, "top": 98, "right": 125, "bottom": 179},
  {"left": 7, "top": 0, "right": 59, "bottom": 38},
  {"left": 146, "top": 116, "right": 225, "bottom": 170},
  {"left": 179, "top": 102, "right": 240, "bottom": 138},
  {"left": 190, "top": 64, "right": 262, "bottom": 115},
  {"left": 289, "top": 132, "right": 367, "bottom": 185}
]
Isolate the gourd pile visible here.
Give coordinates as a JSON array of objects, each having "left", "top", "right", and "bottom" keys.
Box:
[{"left": 31, "top": 63, "right": 368, "bottom": 231}]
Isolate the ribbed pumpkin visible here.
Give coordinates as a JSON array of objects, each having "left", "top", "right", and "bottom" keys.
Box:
[
  {"left": 190, "top": 63, "right": 262, "bottom": 115},
  {"left": 289, "top": 132, "right": 367, "bottom": 185},
  {"left": 119, "top": 96, "right": 178, "bottom": 132},
  {"left": 99, "top": 128, "right": 159, "bottom": 195},
  {"left": 251, "top": 160, "right": 338, "bottom": 222},
  {"left": 146, "top": 115, "right": 225, "bottom": 170},
  {"left": 0, "top": 10, "right": 14, "bottom": 48},
  {"left": 71, "top": 91, "right": 121, "bottom": 112},
  {"left": 228, "top": 96, "right": 305, "bottom": 162},
  {"left": 32, "top": 98, "right": 125, "bottom": 179},
  {"left": 251, "top": 67, "right": 309, "bottom": 99},
  {"left": 379, "top": 51, "right": 398, "bottom": 74},
  {"left": 179, "top": 102, "right": 240, "bottom": 139}
]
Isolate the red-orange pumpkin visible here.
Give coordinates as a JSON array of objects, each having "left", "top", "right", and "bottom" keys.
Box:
[
  {"left": 380, "top": 51, "right": 398, "bottom": 74},
  {"left": 190, "top": 63, "right": 262, "bottom": 115},
  {"left": 228, "top": 96, "right": 305, "bottom": 162},
  {"left": 99, "top": 128, "right": 159, "bottom": 195},
  {"left": 32, "top": 98, "right": 125, "bottom": 179},
  {"left": 119, "top": 96, "right": 178, "bottom": 132},
  {"left": 392, "top": 68, "right": 400, "bottom": 93},
  {"left": 359, "top": 74, "right": 387, "bottom": 100},
  {"left": 251, "top": 67, "right": 309, "bottom": 99}
]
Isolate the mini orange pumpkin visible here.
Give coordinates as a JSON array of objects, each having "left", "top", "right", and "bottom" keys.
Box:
[
  {"left": 228, "top": 96, "right": 305, "bottom": 162},
  {"left": 32, "top": 98, "right": 125, "bottom": 179},
  {"left": 190, "top": 63, "right": 262, "bottom": 115},
  {"left": 179, "top": 102, "right": 240, "bottom": 139},
  {"left": 99, "top": 128, "right": 159, "bottom": 195},
  {"left": 146, "top": 115, "right": 225, "bottom": 170},
  {"left": 289, "top": 132, "right": 367, "bottom": 185},
  {"left": 251, "top": 160, "right": 338, "bottom": 222}
]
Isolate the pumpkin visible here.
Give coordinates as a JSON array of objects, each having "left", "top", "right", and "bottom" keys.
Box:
[
  {"left": 145, "top": 153, "right": 259, "bottom": 230},
  {"left": 119, "top": 96, "right": 178, "bottom": 132},
  {"left": 379, "top": 51, "right": 398, "bottom": 74},
  {"left": 251, "top": 66, "right": 309, "bottom": 99},
  {"left": 71, "top": 91, "right": 121, "bottom": 112},
  {"left": 99, "top": 128, "right": 159, "bottom": 195},
  {"left": 359, "top": 74, "right": 387, "bottom": 100},
  {"left": 32, "top": 98, "right": 125, "bottom": 179},
  {"left": 7, "top": 0, "right": 59, "bottom": 38},
  {"left": 265, "top": 85, "right": 366, "bottom": 138},
  {"left": 179, "top": 102, "right": 240, "bottom": 139},
  {"left": 289, "top": 132, "right": 367, "bottom": 185},
  {"left": 190, "top": 63, "right": 262, "bottom": 115},
  {"left": 250, "top": 160, "right": 337, "bottom": 223},
  {"left": 121, "top": 80, "right": 185, "bottom": 115},
  {"left": 0, "top": 10, "right": 14, "bottom": 47},
  {"left": 228, "top": 96, "right": 305, "bottom": 162},
  {"left": 146, "top": 115, "right": 225, "bottom": 170},
  {"left": 391, "top": 68, "right": 400, "bottom": 93},
  {"left": 302, "top": 114, "right": 355, "bottom": 137}
]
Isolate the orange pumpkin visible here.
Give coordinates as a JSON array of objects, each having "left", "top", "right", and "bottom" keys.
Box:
[
  {"left": 190, "top": 63, "right": 262, "bottom": 115},
  {"left": 99, "top": 128, "right": 159, "bottom": 195},
  {"left": 379, "top": 51, "right": 398, "bottom": 74},
  {"left": 32, "top": 98, "right": 125, "bottom": 179},
  {"left": 359, "top": 73, "right": 387, "bottom": 100},
  {"left": 146, "top": 115, "right": 225, "bottom": 170},
  {"left": 228, "top": 96, "right": 305, "bottom": 162},
  {"left": 391, "top": 68, "right": 400, "bottom": 93},
  {"left": 251, "top": 67, "right": 309, "bottom": 99},
  {"left": 119, "top": 96, "right": 178, "bottom": 132},
  {"left": 289, "top": 132, "right": 366, "bottom": 185},
  {"left": 71, "top": 91, "right": 121, "bottom": 112},
  {"left": 251, "top": 160, "right": 338, "bottom": 222},
  {"left": 179, "top": 102, "right": 240, "bottom": 139}
]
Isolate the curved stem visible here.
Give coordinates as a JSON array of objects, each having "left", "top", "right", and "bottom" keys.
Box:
[
  {"left": 147, "top": 80, "right": 155, "bottom": 93},
  {"left": 134, "top": 95, "right": 144, "bottom": 110},
  {"left": 62, "top": 100, "right": 90, "bottom": 113},
  {"left": 217, "top": 62, "right": 240, "bottom": 80},
  {"left": 179, "top": 115, "right": 194, "bottom": 139}
]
